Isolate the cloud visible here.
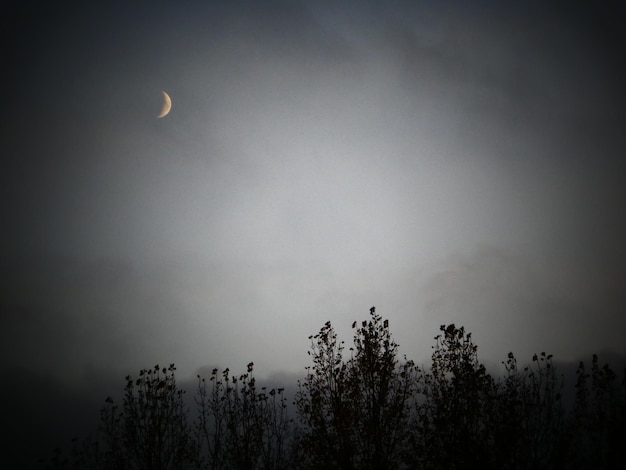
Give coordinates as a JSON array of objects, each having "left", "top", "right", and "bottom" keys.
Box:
[{"left": 417, "top": 245, "right": 626, "bottom": 363}]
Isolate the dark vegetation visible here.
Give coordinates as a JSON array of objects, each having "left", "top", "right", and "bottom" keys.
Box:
[{"left": 41, "top": 307, "right": 626, "bottom": 469}]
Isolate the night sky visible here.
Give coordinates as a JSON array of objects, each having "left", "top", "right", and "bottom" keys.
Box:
[{"left": 2, "top": 0, "right": 625, "bottom": 465}]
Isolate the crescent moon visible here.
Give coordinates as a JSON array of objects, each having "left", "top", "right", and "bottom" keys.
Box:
[{"left": 157, "top": 91, "right": 172, "bottom": 118}]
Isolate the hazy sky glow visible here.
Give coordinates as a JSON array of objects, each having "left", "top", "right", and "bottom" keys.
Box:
[{"left": 1, "top": 1, "right": 625, "bottom": 462}]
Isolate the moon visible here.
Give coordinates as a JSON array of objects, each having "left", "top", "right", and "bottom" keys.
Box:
[{"left": 157, "top": 91, "right": 172, "bottom": 118}]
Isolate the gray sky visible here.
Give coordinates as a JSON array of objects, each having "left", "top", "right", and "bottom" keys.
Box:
[{"left": 2, "top": 0, "right": 625, "bottom": 416}]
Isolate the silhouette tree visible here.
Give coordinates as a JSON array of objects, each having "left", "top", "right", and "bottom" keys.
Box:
[
  {"left": 568, "top": 354, "right": 626, "bottom": 469},
  {"left": 294, "top": 307, "right": 417, "bottom": 469},
  {"left": 38, "top": 316, "right": 626, "bottom": 469},
  {"left": 410, "top": 324, "right": 496, "bottom": 469},
  {"left": 98, "top": 364, "right": 194, "bottom": 470},
  {"left": 193, "top": 362, "right": 293, "bottom": 469},
  {"left": 489, "top": 350, "right": 566, "bottom": 469},
  {"left": 523, "top": 352, "right": 566, "bottom": 468},
  {"left": 490, "top": 351, "right": 536, "bottom": 468}
]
